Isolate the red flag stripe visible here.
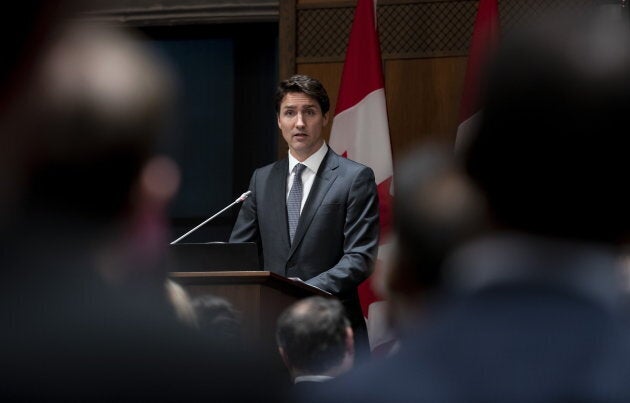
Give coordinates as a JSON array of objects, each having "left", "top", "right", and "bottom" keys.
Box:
[
  {"left": 329, "top": 1, "right": 394, "bottom": 339},
  {"left": 334, "top": 0, "right": 385, "bottom": 115},
  {"left": 458, "top": 0, "right": 500, "bottom": 123}
]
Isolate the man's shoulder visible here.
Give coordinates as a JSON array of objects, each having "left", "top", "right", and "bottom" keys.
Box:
[
  {"left": 253, "top": 158, "right": 287, "bottom": 176},
  {"left": 327, "top": 151, "right": 374, "bottom": 175},
  {"left": 303, "top": 355, "right": 452, "bottom": 403}
]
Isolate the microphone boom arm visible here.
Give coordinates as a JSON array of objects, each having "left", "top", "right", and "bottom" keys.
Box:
[{"left": 170, "top": 191, "right": 251, "bottom": 245}]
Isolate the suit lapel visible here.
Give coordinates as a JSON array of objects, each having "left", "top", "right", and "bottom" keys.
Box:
[
  {"left": 269, "top": 158, "right": 291, "bottom": 249},
  {"left": 288, "top": 149, "right": 339, "bottom": 258}
]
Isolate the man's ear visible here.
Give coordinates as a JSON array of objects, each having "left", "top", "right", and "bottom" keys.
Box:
[
  {"left": 345, "top": 327, "right": 355, "bottom": 357},
  {"left": 335, "top": 326, "right": 355, "bottom": 374},
  {"left": 278, "top": 346, "right": 291, "bottom": 369},
  {"left": 323, "top": 112, "right": 330, "bottom": 126},
  {"left": 133, "top": 155, "right": 180, "bottom": 209}
]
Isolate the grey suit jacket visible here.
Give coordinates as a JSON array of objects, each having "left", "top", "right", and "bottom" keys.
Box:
[{"left": 230, "top": 149, "right": 379, "bottom": 325}]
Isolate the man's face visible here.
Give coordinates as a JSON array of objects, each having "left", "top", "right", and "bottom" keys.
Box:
[{"left": 277, "top": 92, "right": 329, "bottom": 161}]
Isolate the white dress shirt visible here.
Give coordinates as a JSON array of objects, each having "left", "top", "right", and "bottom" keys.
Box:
[{"left": 286, "top": 142, "right": 328, "bottom": 214}]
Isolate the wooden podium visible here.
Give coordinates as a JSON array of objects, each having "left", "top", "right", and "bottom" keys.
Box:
[
  {"left": 169, "top": 269, "right": 331, "bottom": 381},
  {"left": 167, "top": 243, "right": 331, "bottom": 379},
  {"left": 169, "top": 270, "right": 329, "bottom": 349}
]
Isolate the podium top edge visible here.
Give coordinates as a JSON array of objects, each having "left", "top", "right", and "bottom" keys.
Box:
[
  {"left": 169, "top": 270, "right": 270, "bottom": 278},
  {"left": 168, "top": 271, "right": 331, "bottom": 297}
]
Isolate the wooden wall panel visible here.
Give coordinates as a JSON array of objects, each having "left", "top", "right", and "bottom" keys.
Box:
[
  {"left": 296, "top": 62, "right": 344, "bottom": 144},
  {"left": 289, "top": 0, "right": 476, "bottom": 159},
  {"left": 79, "top": 0, "right": 598, "bottom": 162},
  {"left": 296, "top": 57, "right": 467, "bottom": 161},
  {"left": 283, "top": 0, "right": 595, "bottom": 160},
  {"left": 385, "top": 56, "right": 467, "bottom": 159}
]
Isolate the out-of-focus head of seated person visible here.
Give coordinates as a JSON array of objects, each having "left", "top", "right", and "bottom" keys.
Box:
[
  {"left": 276, "top": 296, "right": 354, "bottom": 383},
  {"left": 464, "top": 9, "right": 630, "bottom": 246},
  {"left": 379, "top": 142, "right": 488, "bottom": 332},
  {"left": 190, "top": 294, "right": 242, "bottom": 348},
  {"left": 23, "top": 21, "right": 178, "bottom": 222},
  {"left": 3, "top": 20, "right": 181, "bottom": 284}
]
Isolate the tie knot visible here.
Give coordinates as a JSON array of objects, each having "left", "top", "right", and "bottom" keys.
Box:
[{"left": 293, "top": 163, "right": 306, "bottom": 176}]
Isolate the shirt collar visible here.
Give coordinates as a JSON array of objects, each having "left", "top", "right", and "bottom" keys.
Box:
[
  {"left": 288, "top": 142, "right": 328, "bottom": 175},
  {"left": 294, "top": 375, "right": 334, "bottom": 384}
]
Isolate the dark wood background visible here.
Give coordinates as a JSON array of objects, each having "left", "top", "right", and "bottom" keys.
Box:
[{"left": 75, "top": 0, "right": 603, "bottom": 237}]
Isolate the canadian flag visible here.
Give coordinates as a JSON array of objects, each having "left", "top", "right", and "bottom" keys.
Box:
[
  {"left": 455, "top": 0, "right": 499, "bottom": 154},
  {"left": 329, "top": 0, "right": 395, "bottom": 355}
]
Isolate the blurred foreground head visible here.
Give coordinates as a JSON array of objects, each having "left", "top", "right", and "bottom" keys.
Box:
[
  {"left": 382, "top": 143, "right": 487, "bottom": 328},
  {"left": 392, "top": 143, "right": 487, "bottom": 286},
  {"left": 466, "top": 10, "right": 630, "bottom": 245},
  {"left": 11, "top": 21, "right": 178, "bottom": 227}
]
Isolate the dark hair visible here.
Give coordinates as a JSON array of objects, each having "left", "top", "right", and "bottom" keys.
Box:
[
  {"left": 274, "top": 74, "right": 330, "bottom": 115},
  {"left": 276, "top": 296, "right": 349, "bottom": 374},
  {"left": 464, "top": 11, "right": 630, "bottom": 244},
  {"left": 191, "top": 295, "right": 242, "bottom": 346}
]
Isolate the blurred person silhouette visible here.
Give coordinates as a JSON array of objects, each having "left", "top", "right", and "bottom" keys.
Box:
[
  {"left": 374, "top": 143, "right": 488, "bottom": 338},
  {"left": 276, "top": 296, "right": 354, "bottom": 396},
  {"left": 191, "top": 294, "right": 243, "bottom": 350},
  {"left": 0, "top": 19, "right": 283, "bottom": 401},
  {"left": 4, "top": 18, "right": 180, "bottom": 287},
  {"left": 308, "top": 7, "right": 630, "bottom": 403},
  {"left": 168, "top": 289, "right": 244, "bottom": 353}
]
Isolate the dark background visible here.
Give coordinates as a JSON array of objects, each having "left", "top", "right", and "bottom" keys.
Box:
[{"left": 141, "top": 23, "right": 279, "bottom": 243}]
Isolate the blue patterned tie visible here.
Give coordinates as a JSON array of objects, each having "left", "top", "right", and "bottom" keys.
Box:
[{"left": 287, "top": 163, "right": 306, "bottom": 244}]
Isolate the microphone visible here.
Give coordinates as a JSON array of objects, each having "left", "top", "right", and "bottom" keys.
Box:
[{"left": 170, "top": 190, "right": 252, "bottom": 245}]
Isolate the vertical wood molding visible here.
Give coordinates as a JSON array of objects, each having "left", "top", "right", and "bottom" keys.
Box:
[
  {"left": 277, "top": 0, "right": 297, "bottom": 158},
  {"left": 279, "top": 0, "right": 297, "bottom": 80}
]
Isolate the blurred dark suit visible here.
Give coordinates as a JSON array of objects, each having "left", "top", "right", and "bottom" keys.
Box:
[
  {"left": 307, "top": 7, "right": 630, "bottom": 403},
  {"left": 316, "top": 235, "right": 630, "bottom": 402}
]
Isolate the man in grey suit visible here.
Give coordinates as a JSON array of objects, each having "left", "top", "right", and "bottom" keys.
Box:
[{"left": 230, "top": 75, "right": 379, "bottom": 359}]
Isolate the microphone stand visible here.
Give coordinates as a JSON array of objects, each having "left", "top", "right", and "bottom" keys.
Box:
[{"left": 170, "top": 191, "right": 251, "bottom": 245}]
